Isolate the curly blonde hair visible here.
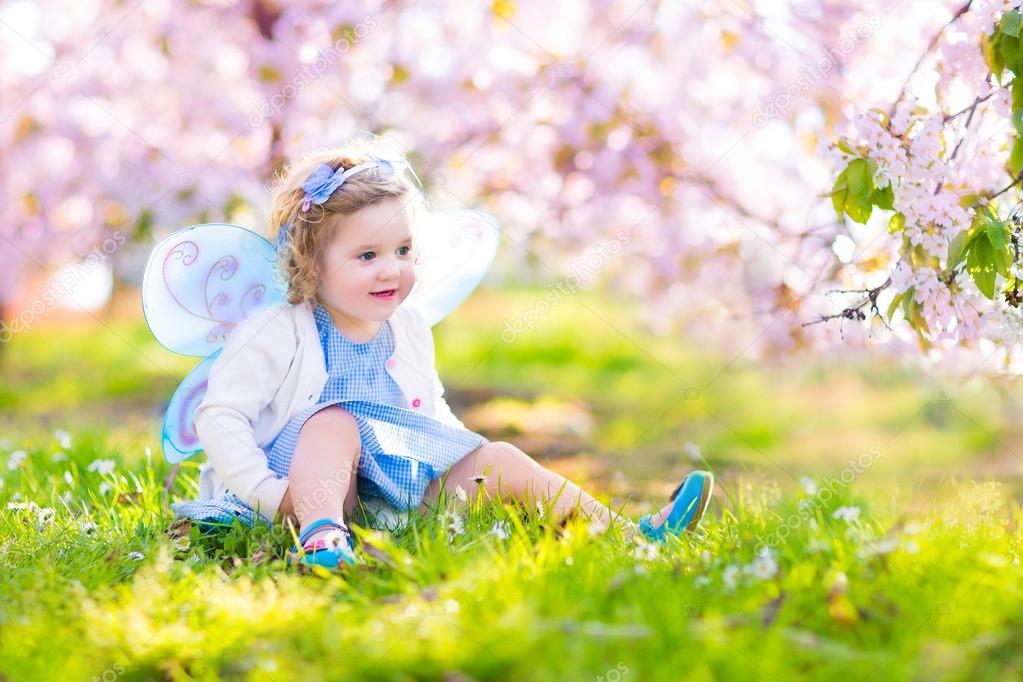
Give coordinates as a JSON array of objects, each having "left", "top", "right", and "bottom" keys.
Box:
[{"left": 270, "top": 140, "right": 424, "bottom": 305}]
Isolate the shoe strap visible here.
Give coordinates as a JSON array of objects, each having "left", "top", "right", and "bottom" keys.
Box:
[{"left": 298, "top": 518, "right": 349, "bottom": 547}]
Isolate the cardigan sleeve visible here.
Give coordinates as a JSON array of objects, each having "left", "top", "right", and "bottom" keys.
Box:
[{"left": 193, "top": 306, "right": 295, "bottom": 522}]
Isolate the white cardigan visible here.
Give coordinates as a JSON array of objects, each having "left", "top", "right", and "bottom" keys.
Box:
[{"left": 193, "top": 301, "right": 464, "bottom": 523}]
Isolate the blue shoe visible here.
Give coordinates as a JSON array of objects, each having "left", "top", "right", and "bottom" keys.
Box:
[
  {"left": 289, "top": 518, "right": 357, "bottom": 569},
  {"left": 638, "top": 470, "right": 714, "bottom": 541}
]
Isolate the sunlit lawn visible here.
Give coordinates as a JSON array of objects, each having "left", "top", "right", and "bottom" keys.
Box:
[{"left": 2, "top": 287, "right": 1023, "bottom": 680}]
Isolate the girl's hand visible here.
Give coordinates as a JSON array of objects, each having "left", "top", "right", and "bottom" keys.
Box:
[{"left": 277, "top": 486, "right": 297, "bottom": 527}]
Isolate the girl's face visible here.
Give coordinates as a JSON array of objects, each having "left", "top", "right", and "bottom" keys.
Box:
[{"left": 318, "top": 197, "right": 416, "bottom": 341}]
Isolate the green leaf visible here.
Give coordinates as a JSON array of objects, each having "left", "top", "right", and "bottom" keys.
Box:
[
  {"left": 1013, "top": 109, "right": 1023, "bottom": 135},
  {"left": 831, "top": 167, "right": 848, "bottom": 221},
  {"left": 983, "top": 31, "right": 1007, "bottom": 83},
  {"left": 1011, "top": 136, "right": 1023, "bottom": 176},
  {"left": 902, "top": 286, "right": 915, "bottom": 321},
  {"left": 959, "top": 193, "right": 982, "bottom": 208},
  {"left": 905, "top": 297, "right": 930, "bottom": 335},
  {"left": 1001, "top": 33, "right": 1021, "bottom": 74},
  {"left": 1003, "top": 10, "right": 1023, "bottom": 38},
  {"left": 872, "top": 183, "right": 895, "bottom": 210},
  {"left": 993, "top": 240, "right": 1013, "bottom": 277},
  {"left": 948, "top": 228, "right": 972, "bottom": 267},
  {"left": 887, "top": 290, "right": 906, "bottom": 322},
  {"left": 1014, "top": 77, "right": 1023, "bottom": 110},
  {"left": 987, "top": 216, "right": 1009, "bottom": 251},
  {"left": 836, "top": 139, "right": 856, "bottom": 155},
  {"left": 888, "top": 212, "right": 906, "bottom": 234},
  {"left": 844, "top": 158, "right": 874, "bottom": 224},
  {"left": 910, "top": 243, "right": 938, "bottom": 269},
  {"left": 968, "top": 236, "right": 998, "bottom": 299}
]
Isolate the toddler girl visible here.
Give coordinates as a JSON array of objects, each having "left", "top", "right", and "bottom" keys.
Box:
[{"left": 175, "top": 139, "right": 713, "bottom": 568}]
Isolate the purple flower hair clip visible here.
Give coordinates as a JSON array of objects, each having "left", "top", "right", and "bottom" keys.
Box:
[
  {"left": 276, "top": 155, "right": 409, "bottom": 252},
  {"left": 299, "top": 156, "right": 407, "bottom": 212}
]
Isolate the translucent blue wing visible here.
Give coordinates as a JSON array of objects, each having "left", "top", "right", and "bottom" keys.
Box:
[
  {"left": 409, "top": 209, "right": 501, "bottom": 326},
  {"left": 142, "top": 223, "right": 286, "bottom": 358},
  {"left": 163, "top": 352, "right": 219, "bottom": 463},
  {"left": 142, "top": 223, "right": 286, "bottom": 463}
]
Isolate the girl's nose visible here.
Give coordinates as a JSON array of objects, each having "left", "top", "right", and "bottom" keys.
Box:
[{"left": 380, "top": 257, "right": 402, "bottom": 278}]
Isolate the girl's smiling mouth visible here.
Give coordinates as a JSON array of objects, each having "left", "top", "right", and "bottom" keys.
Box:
[{"left": 370, "top": 289, "right": 397, "bottom": 299}]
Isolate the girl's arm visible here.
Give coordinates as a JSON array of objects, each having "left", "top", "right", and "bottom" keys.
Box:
[{"left": 193, "top": 308, "right": 295, "bottom": 522}]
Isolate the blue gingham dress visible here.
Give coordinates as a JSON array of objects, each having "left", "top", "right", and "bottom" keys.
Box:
[{"left": 171, "top": 305, "right": 488, "bottom": 527}]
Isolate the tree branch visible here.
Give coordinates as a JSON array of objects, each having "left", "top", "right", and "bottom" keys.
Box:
[
  {"left": 802, "top": 277, "right": 892, "bottom": 327},
  {"left": 888, "top": 1, "right": 974, "bottom": 120}
]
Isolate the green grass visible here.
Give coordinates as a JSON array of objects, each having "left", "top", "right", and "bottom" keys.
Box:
[
  {"left": 3, "top": 437, "right": 1023, "bottom": 680},
  {"left": 3, "top": 286, "right": 1023, "bottom": 679}
]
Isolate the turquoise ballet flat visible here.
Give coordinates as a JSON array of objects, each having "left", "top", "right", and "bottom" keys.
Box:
[
  {"left": 289, "top": 518, "right": 357, "bottom": 569},
  {"left": 638, "top": 470, "right": 714, "bottom": 541}
]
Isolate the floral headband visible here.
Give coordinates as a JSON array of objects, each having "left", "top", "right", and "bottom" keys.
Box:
[{"left": 276, "top": 155, "right": 410, "bottom": 251}]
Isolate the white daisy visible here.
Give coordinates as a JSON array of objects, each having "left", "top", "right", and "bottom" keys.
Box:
[
  {"left": 35, "top": 507, "right": 55, "bottom": 526},
  {"left": 6, "top": 502, "right": 27, "bottom": 511},
  {"left": 98, "top": 482, "right": 112, "bottom": 496},
  {"left": 7, "top": 450, "right": 27, "bottom": 471},
  {"left": 440, "top": 510, "right": 464, "bottom": 538},
  {"left": 832, "top": 506, "right": 861, "bottom": 522},
  {"left": 683, "top": 441, "right": 702, "bottom": 462},
  {"left": 54, "top": 429, "right": 72, "bottom": 449},
  {"left": 172, "top": 536, "right": 191, "bottom": 552},
  {"left": 79, "top": 520, "right": 97, "bottom": 534},
  {"left": 723, "top": 564, "right": 741, "bottom": 589},
  {"left": 490, "top": 520, "right": 511, "bottom": 540},
  {"left": 858, "top": 538, "right": 898, "bottom": 559},
  {"left": 632, "top": 542, "right": 659, "bottom": 562},
  {"left": 128, "top": 551, "right": 145, "bottom": 561},
  {"left": 63, "top": 471, "right": 74, "bottom": 485},
  {"left": 87, "top": 459, "right": 116, "bottom": 475},
  {"left": 749, "top": 550, "right": 778, "bottom": 580},
  {"left": 471, "top": 473, "right": 488, "bottom": 485},
  {"left": 51, "top": 452, "right": 68, "bottom": 462},
  {"left": 799, "top": 476, "right": 817, "bottom": 495}
]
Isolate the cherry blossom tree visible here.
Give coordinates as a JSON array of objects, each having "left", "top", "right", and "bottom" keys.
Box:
[
  {"left": 3, "top": 0, "right": 999, "bottom": 369},
  {"left": 820, "top": 0, "right": 1023, "bottom": 376}
]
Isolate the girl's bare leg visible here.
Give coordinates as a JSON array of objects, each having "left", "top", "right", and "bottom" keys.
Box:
[
  {"left": 276, "top": 406, "right": 361, "bottom": 543},
  {"left": 419, "top": 441, "right": 636, "bottom": 537}
]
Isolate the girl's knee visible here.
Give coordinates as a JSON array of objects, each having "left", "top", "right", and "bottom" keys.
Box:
[
  {"left": 479, "top": 441, "right": 534, "bottom": 467},
  {"left": 301, "top": 406, "right": 359, "bottom": 441}
]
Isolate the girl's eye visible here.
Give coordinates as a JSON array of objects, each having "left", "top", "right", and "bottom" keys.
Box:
[
  {"left": 397, "top": 245, "right": 411, "bottom": 256},
  {"left": 358, "top": 251, "right": 375, "bottom": 262}
]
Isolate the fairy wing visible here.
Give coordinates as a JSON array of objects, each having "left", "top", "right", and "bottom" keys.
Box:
[
  {"left": 142, "top": 223, "right": 286, "bottom": 462},
  {"left": 142, "top": 223, "right": 286, "bottom": 357},
  {"left": 162, "top": 352, "right": 219, "bottom": 463},
  {"left": 407, "top": 208, "right": 501, "bottom": 326}
]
